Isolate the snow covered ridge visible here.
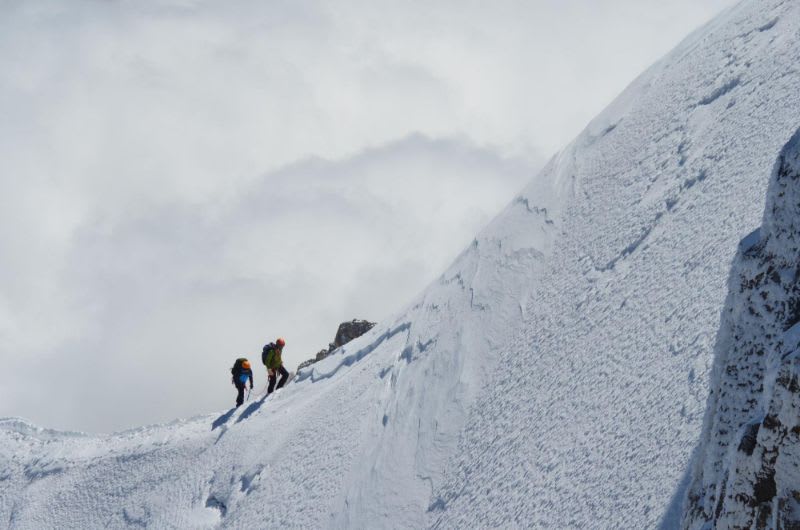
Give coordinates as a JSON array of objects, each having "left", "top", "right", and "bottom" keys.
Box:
[
  {"left": 4, "top": 0, "right": 800, "bottom": 527},
  {"left": 423, "top": 0, "right": 800, "bottom": 526},
  {"left": 0, "top": 418, "right": 88, "bottom": 440},
  {"left": 683, "top": 130, "right": 800, "bottom": 529}
]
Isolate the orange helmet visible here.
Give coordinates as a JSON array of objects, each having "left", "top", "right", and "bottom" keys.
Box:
[
  {"left": 276, "top": 337, "right": 286, "bottom": 347},
  {"left": 242, "top": 360, "right": 251, "bottom": 370}
]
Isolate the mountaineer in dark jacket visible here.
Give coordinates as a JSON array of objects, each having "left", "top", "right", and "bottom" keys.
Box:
[{"left": 231, "top": 358, "right": 254, "bottom": 406}]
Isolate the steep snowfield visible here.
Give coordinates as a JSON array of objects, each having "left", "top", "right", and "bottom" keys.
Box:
[
  {"left": 3, "top": 0, "right": 800, "bottom": 528},
  {"left": 425, "top": 0, "right": 800, "bottom": 527}
]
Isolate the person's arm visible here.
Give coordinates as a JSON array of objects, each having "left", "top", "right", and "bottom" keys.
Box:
[{"left": 248, "top": 370, "right": 254, "bottom": 388}]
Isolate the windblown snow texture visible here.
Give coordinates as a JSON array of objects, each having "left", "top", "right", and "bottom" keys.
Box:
[
  {"left": 683, "top": 130, "right": 800, "bottom": 530},
  {"left": 426, "top": 1, "right": 800, "bottom": 527},
  {"left": 2, "top": 0, "right": 800, "bottom": 528}
]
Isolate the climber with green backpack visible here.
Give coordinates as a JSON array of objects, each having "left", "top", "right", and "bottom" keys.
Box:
[
  {"left": 262, "top": 337, "right": 288, "bottom": 395},
  {"left": 231, "top": 358, "right": 254, "bottom": 407}
]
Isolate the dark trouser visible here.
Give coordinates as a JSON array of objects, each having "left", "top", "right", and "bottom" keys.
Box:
[
  {"left": 268, "top": 365, "right": 289, "bottom": 394},
  {"left": 235, "top": 382, "right": 246, "bottom": 406}
]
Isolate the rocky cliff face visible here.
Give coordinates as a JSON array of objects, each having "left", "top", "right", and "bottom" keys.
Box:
[
  {"left": 297, "top": 319, "right": 376, "bottom": 371},
  {"left": 683, "top": 130, "right": 800, "bottom": 529}
]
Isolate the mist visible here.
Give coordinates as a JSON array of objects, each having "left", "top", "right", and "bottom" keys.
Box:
[{"left": 0, "top": 0, "right": 736, "bottom": 432}]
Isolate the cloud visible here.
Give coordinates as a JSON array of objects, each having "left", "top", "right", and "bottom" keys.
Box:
[
  {"left": 3, "top": 134, "right": 537, "bottom": 432},
  {"left": 0, "top": 0, "right": 736, "bottom": 431}
]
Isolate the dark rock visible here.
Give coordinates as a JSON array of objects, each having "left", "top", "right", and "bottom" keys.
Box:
[
  {"left": 762, "top": 414, "right": 781, "bottom": 430},
  {"left": 682, "top": 129, "right": 800, "bottom": 528},
  {"left": 738, "top": 421, "right": 760, "bottom": 456},
  {"left": 753, "top": 469, "right": 777, "bottom": 504},
  {"left": 333, "top": 320, "right": 376, "bottom": 349},
  {"left": 297, "top": 319, "right": 376, "bottom": 371}
]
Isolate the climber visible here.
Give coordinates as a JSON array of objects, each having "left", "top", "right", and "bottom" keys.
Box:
[
  {"left": 262, "top": 337, "right": 288, "bottom": 394},
  {"left": 231, "top": 358, "right": 254, "bottom": 407}
]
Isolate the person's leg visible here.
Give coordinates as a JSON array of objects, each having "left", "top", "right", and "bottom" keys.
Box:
[
  {"left": 267, "top": 372, "right": 277, "bottom": 394},
  {"left": 276, "top": 365, "right": 289, "bottom": 390},
  {"left": 235, "top": 383, "right": 245, "bottom": 406}
]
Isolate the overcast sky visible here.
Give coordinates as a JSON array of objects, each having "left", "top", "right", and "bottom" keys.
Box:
[{"left": 0, "top": 0, "right": 737, "bottom": 433}]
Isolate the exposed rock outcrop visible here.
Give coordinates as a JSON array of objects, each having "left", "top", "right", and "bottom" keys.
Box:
[
  {"left": 683, "top": 129, "right": 800, "bottom": 529},
  {"left": 297, "top": 319, "right": 376, "bottom": 371}
]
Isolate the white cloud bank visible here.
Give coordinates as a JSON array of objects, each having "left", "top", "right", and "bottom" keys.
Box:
[{"left": 0, "top": 0, "right": 735, "bottom": 432}]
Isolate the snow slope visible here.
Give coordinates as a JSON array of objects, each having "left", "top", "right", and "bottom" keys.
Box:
[
  {"left": 3, "top": 0, "right": 800, "bottom": 528},
  {"left": 425, "top": 1, "right": 800, "bottom": 527}
]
